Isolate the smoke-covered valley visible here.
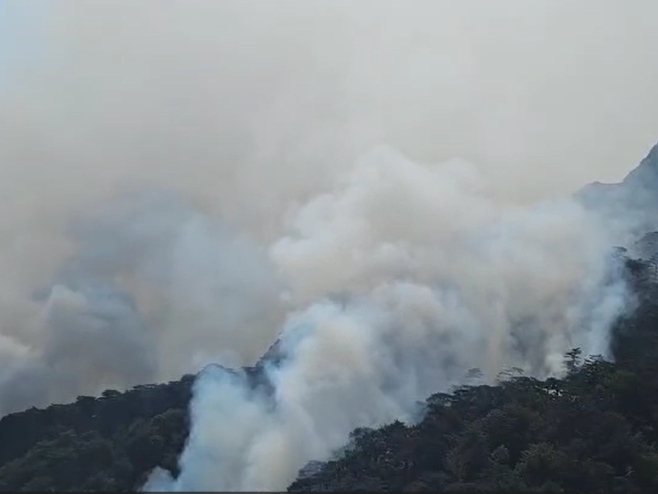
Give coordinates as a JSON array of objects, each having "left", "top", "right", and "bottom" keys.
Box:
[{"left": 1, "top": 1, "right": 658, "bottom": 491}]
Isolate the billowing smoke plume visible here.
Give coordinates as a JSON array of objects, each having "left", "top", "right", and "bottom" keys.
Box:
[
  {"left": 1, "top": 0, "right": 658, "bottom": 490},
  {"left": 144, "top": 146, "right": 632, "bottom": 491}
]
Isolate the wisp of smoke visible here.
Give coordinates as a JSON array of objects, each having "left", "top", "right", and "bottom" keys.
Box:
[{"left": 144, "top": 147, "right": 630, "bottom": 491}]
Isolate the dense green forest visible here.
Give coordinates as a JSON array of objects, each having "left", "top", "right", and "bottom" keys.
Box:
[
  {"left": 1, "top": 251, "right": 658, "bottom": 492},
  {"left": 0, "top": 374, "right": 194, "bottom": 491}
]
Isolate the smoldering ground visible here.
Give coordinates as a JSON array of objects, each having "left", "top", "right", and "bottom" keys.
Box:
[{"left": 1, "top": 0, "right": 658, "bottom": 490}]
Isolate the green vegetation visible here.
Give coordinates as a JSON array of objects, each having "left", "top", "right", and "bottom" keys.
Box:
[
  {"left": 0, "top": 375, "right": 194, "bottom": 491},
  {"left": 1, "top": 254, "right": 658, "bottom": 492}
]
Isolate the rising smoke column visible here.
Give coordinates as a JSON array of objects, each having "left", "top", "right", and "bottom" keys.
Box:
[{"left": 144, "top": 147, "right": 631, "bottom": 491}]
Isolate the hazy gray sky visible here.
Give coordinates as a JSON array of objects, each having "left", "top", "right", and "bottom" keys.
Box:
[{"left": 2, "top": 1, "right": 658, "bottom": 221}]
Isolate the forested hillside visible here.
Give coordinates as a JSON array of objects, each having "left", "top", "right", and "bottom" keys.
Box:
[
  {"left": 290, "top": 253, "right": 658, "bottom": 492},
  {"left": 0, "top": 251, "right": 656, "bottom": 492},
  {"left": 0, "top": 375, "right": 194, "bottom": 491}
]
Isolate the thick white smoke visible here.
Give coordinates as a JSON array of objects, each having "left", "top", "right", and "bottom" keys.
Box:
[{"left": 144, "top": 148, "right": 630, "bottom": 491}]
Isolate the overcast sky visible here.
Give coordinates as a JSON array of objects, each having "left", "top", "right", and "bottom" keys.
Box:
[{"left": 0, "top": 1, "right": 657, "bottom": 243}]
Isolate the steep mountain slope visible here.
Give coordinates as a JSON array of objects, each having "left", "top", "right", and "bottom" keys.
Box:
[{"left": 577, "top": 142, "right": 658, "bottom": 236}]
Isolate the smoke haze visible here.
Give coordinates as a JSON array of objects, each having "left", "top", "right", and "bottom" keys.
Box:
[
  {"left": 1, "top": 0, "right": 657, "bottom": 490},
  {"left": 145, "top": 147, "right": 631, "bottom": 491}
]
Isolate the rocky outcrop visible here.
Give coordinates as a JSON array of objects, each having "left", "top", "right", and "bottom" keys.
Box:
[{"left": 577, "top": 141, "right": 658, "bottom": 237}]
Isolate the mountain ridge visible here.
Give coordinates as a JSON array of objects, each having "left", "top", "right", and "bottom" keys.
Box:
[{"left": 576, "top": 141, "right": 658, "bottom": 234}]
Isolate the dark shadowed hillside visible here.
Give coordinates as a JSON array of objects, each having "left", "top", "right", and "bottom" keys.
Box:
[
  {"left": 0, "top": 362, "right": 274, "bottom": 492},
  {"left": 0, "top": 375, "right": 194, "bottom": 491}
]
